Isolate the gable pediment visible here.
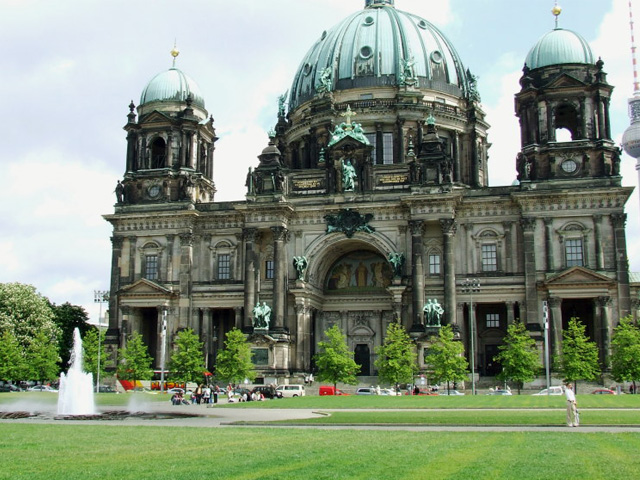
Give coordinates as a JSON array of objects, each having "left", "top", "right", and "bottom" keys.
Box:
[
  {"left": 543, "top": 266, "right": 615, "bottom": 288},
  {"left": 139, "top": 110, "right": 174, "bottom": 126},
  {"left": 119, "top": 278, "right": 174, "bottom": 297},
  {"left": 543, "top": 73, "right": 586, "bottom": 90}
]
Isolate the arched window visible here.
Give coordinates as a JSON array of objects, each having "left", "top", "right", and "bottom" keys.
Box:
[
  {"left": 554, "top": 104, "right": 579, "bottom": 141},
  {"left": 557, "top": 222, "right": 589, "bottom": 268},
  {"left": 150, "top": 137, "right": 167, "bottom": 169}
]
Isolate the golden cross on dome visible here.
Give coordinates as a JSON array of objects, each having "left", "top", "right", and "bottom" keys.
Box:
[
  {"left": 340, "top": 105, "right": 357, "bottom": 127},
  {"left": 170, "top": 40, "right": 180, "bottom": 68}
]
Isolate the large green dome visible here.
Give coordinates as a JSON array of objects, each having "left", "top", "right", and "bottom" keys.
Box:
[
  {"left": 289, "top": 1, "right": 471, "bottom": 109},
  {"left": 140, "top": 67, "right": 205, "bottom": 108},
  {"left": 524, "top": 28, "right": 594, "bottom": 70}
]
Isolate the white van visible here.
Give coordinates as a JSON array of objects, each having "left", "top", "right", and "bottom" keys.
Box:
[
  {"left": 532, "top": 386, "right": 564, "bottom": 396},
  {"left": 275, "top": 384, "right": 306, "bottom": 397}
]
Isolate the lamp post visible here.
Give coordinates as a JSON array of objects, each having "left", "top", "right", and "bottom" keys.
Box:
[
  {"left": 159, "top": 306, "right": 168, "bottom": 393},
  {"left": 93, "top": 290, "right": 109, "bottom": 393},
  {"left": 461, "top": 278, "right": 480, "bottom": 395}
]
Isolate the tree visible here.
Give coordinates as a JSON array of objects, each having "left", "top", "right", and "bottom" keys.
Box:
[
  {"left": 375, "top": 322, "right": 417, "bottom": 388},
  {"left": 314, "top": 325, "right": 360, "bottom": 390},
  {"left": 493, "top": 321, "right": 542, "bottom": 394},
  {"left": 214, "top": 328, "right": 256, "bottom": 385},
  {"left": 117, "top": 332, "right": 153, "bottom": 388},
  {"left": 425, "top": 325, "right": 469, "bottom": 393},
  {"left": 557, "top": 317, "right": 600, "bottom": 394},
  {"left": 82, "top": 327, "right": 110, "bottom": 385},
  {"left": 610, "top": 316, "right": 640, "bottom": 393},
  {"left": 0, "top": 330, "right": 27, "bottom": 382},
  {"left": 25, "top": 330, "right": 61, "bottom": 384},
  {"left": 0, "top": 283, "right": 59, "bottom": 351},
  {"left": 168, "top": 329, "right": 206, "bottom": 386},
  {"left": 51, "top": 302, "right": 92, "bottom": 369}
]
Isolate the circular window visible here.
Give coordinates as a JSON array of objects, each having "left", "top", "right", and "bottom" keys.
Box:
[
  {"left": 561, "top": 159, "right": 578, "bottom": 173},
  {"left": 303, "top": 63, "right": 312, "bottom": 76},
  {"left": 418, "top": 20, "right": 428, "bottom": 29},
  {"left": 430, "top": 51, "right": 443, "bottom": 64},
  {"left": 360, "top": 46, "right": 373, "bottom": 59},
  {"left": 364, "top": 16, "right": 374, "bottom": 26},
  {"left": 148, "top": 185, "right": 161, "bottom": 198}
]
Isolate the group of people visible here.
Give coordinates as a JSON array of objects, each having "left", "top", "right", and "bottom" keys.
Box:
[{"left": 171, "top": 384, "right": 224, "bottom": 406}]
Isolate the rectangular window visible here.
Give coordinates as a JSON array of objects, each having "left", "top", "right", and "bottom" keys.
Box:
[
  {"left": 145, "top": 255, "right": 158, "bottom": 280},
  {"left": 481, "top": 244, "right": 497, "bottom": 272},
  {"left": 252, "top": 348, "right": 269, "bottom": 366},
  {"left": 265, "top": 260, "right": 274, "bottom": 280},
  {"left": 217, "top": 254, "right": 230, "bottom": 280},
  {"left": 382, "top": 133, "right": 393, "bottom": 164},
  {"left": 429, "top": 254, "right": 441, "bottom": 275},
  {"left": 566, "top": 239, "right": 584, "bottom": 267},
  {"left": 486, "top": 313, "right": 500, "bottom": 328}
]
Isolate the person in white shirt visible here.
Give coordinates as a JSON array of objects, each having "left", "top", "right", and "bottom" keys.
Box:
[{"left": 565, "top": 382, "right": 579, "bottom": 427}]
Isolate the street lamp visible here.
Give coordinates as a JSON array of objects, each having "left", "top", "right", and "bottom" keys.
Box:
[
  {"left": 159, "top": 306, "right": 168, "bottom": 393},
  {"left": 461, "top": 278, "right": 480, "bottom": 395},
  {"left": 94, "top": 290, "right": 109, "bottom": 393}
]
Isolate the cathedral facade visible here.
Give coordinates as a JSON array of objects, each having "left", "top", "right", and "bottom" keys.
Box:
[{"left": 104, "top": 0, "right": 634, "bottom": 384}]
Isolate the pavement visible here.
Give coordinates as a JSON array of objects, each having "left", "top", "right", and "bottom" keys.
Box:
[{"left": 2, "top": 398, "right": 640, "bottom": 432}]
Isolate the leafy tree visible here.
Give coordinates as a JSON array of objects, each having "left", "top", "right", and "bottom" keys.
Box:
[
  {"left": 375, "top": 322, "right": 417, "bottom": 388},
  {"left": 117, "top": 332, "right": 153, "bottom": 388},
  {"left": 557, "top": 317, "right": 600, "bottom": 394},
  {"left": 0, "top": 330, "right": 27, "bottom": 382},
  {"left": 82, "top": 327, "right": 110, "bottom": 385},
  {"left": 425, "top": 325, "right": 469, "bottom": 393},
  {"left": 25, "top": 330, "right": 61, "bottom": 384},
  {"left": 314, "top": 324, "right": 360, "bottom": 390},
  {"left": 611, "top": 316, "right": 640, "bottom": 393},
  {"left": 168, "top": 329, "right": 206, "bottom": 386},
  {"left": 214, "top": 328, "right": 256, "bottom": 384},
  {"left": 493, "top": 321, "right": 542, "bottom": 394},
  {"left": 0, "top": 283, "right": 59, "bottom": 351},
  {"left": 51, "top": 302, "right": 92, "bottom": 369}
]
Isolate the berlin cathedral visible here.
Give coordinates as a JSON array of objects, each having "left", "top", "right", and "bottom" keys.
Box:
[{"left": 104, "top": 0, "right": 636, "bottom": 385}]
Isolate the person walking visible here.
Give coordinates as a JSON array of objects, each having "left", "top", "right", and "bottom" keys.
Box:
[{"left": 565, "top": 382, "right": 579, "bottom": 427}]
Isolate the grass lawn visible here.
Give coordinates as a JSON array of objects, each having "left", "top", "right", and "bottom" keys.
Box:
[{"left": 1, "top": 424, "right": 639, "bottom": 480}]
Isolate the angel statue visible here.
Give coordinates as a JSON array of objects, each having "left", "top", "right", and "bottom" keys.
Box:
[{"left": 293, "top": 256, "right": 308, "bottom": 281}]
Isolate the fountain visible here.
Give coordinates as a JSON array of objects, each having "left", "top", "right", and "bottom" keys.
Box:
[{"left": 57, "top": 328, "right": 96, "bottom": 415}]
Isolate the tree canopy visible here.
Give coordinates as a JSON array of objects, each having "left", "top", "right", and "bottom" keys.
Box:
[
  {"left": 117, "top": 332, "right": 153, "bottom": 387},
  {"left": 425, "top": 325, "right": 468, "bottom": 392},
  {"left": 82, "top": 327, "right": 110, "bottom": 385},
  {"left": 0, "top": 330, "right": 27, "bottom": 382},
  {"left": 314, "top": 324, "right": 360, "bottom": 389},
  {"left": 51, "top": 302, "right": 92, "bottom": 369},
  {"left": 557, "top": 317, "right": 600, "bottom": 393},
  {"left": 168, "top": 328, "right": 206, "bottom": 385},
  {"left": 493, "top": 321, "right": 541, "bottom": 394},
  {"left": 610, "top": 316, "right": 640, "bottom": 390},
  {"left": 214, "top": 328, "right": 256, "bottom": 384},
  {"left": 26, "top": 330, "right": 61, "bottom": 383},
  {"left": 375, "top": 322, "right": 417, "bottom": 387}
]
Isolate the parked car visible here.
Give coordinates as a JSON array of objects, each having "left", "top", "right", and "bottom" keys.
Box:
[
  {"left": 592, "top": 388, "right": 616, "bottom": 395},
  {"left": 319, "top": 385, "right": 350, "bottom": 396},
  {"left": 275, "top": 384, "right": 305, "bottom": 397},
  {"left": 532, "top": 386, "right": 564, "bottom": 396},
  {"left": 379, "top": 388, "right": 401, "bottom": 396},
  {"left": 166, "top": 388, "right": 185, "bottom": 395},
  {"left": 27, "top": 385, "right": 58, "bottom": 392},
  {"left": 438, "top": 390, "right": 465, "bottom": 396},
  {"left": 98, "top": 385, "right": 116, "bottom": 393},
  {"left": 486, "top": 389, "right": 512, "bottom": 396},
  {"left": 0, "top": 384, "right": 23, "bottom": 392},
  {"left": 252, "top": 385, "right": 282, "bottom": 399},
  {"left": 356, "top": 387, "right": 378, "bottom": 395}
]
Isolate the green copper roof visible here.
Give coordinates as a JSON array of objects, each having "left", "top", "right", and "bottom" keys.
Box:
[
  {"left": 525, "top": 28, "right": 594, "bottom": 70},
  {"left": 289, "top": 5, "right": 470, "bottom": 109},
  {"left": 140, "top": 67, "right": 205, "bottom": 108}
]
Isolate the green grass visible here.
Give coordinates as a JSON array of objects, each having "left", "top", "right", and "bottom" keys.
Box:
[{"left": 1, "top": 425, "right": 639, "bottom": 480}]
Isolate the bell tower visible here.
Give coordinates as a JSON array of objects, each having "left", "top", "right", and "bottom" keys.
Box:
[
  {"left": 118, "top": 47, "right": 217, "bottom": 206},
  {"left": 514, "top": 8, "right": 620, "bottom": 183}
]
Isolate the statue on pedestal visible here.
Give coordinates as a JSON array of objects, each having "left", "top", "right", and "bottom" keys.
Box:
[
  {"left": 252, "top": 302, "right": 271, "bottom": 330},
  {"left": 423, "top": 299, "right": 444, "bottom": 326}
]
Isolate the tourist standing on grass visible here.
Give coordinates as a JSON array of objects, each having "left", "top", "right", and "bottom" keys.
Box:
[{"left": 565, "top": 383, "right": 579, "bottom": 427}]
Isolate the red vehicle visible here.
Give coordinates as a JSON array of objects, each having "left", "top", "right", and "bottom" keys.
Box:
[
  {"left": 592, "top": 388, "right": 616, "bottom": 395},
  {"left": 319, "top": 385, "right": 350, "bottom": 396}
]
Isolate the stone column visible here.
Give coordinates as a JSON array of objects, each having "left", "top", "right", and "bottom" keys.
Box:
[
  {"left": 243, "top": 228, "right": 257, "bottom": 329},
  {"left": 165, "top": 235, "right": 175, "bottom": 283},
  {"left": 543, "top": 218, "right": 554, "bottom": 272},
  {"left": 611, "top": 214, "right": 631, "bottom": 318},
  {"left": 178, "top": 232, "right": 193, "bottom": 329},
  {"left": 593, "top": 215, "right": 604, "bottom": 270},
  {"left": 503, "top": 222, "right": 513, "bottom": 274},
  {"left": 597, "top": 296, "right": 612, "bottom": 365},
  {"left": 201, "top": 308, "right": 211, "bottom": 369},
  {"left": 128, "top": 236, "right": 137, "bottom": 282},
  {"left": 521, "top": 217, "right": 538, "bottom": 326},
  {"left": 505, "top": 301, "right": 515, "bottom": 325},
  {"left": 453, "top": 131, "right": 461, "bottom": 182},
  {"left": 271, "top": 226, "right": 288, "bottom": 330},
  {"left": 409, "top": 220, "right": 425, "bottom": 328},
  {"left": 548, "top": 297, "right": 562, "bottom": 359},
  {"left": 440, "top": 218, "right": 457, "bottom": 325},
  {"left": 108, "top": 236, "right": 124, "bottom": 332},
  {"left": 167, "top": 132, "right": 173, "bottom": 167}
]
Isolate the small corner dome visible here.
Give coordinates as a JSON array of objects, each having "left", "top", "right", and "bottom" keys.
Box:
[
  {"left": 524, "top": 28, "right": 594, "bottom": 70},
  {"left": 140, "top": 67, "right": 205, "bottom": 108}
]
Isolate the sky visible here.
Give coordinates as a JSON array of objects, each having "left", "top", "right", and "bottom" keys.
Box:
[{"left": 0, "top": 0, "right": 637, "bottom": 324}]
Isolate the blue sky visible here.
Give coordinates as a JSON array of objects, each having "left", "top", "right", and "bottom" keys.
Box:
[{"left": 0, "top": 0, "right": 636, "bottom": 322}]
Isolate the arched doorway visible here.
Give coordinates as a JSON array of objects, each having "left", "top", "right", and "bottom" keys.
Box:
[{"left": 354, "top": 344, "right": 371, "bottom": 376}]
